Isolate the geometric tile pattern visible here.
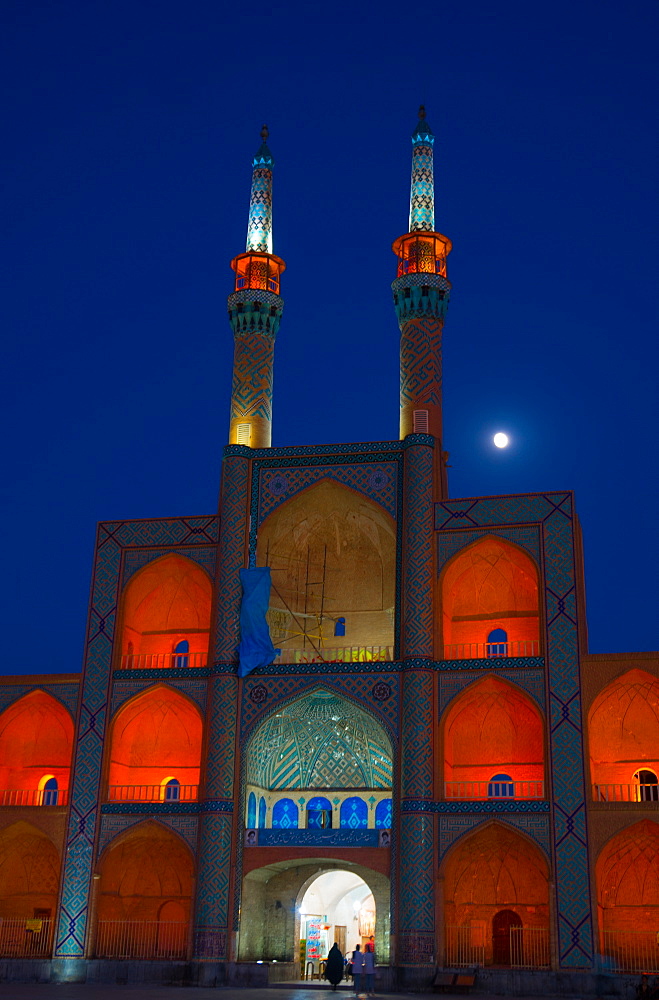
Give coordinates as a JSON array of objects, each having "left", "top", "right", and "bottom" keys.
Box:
[
  {"left": 214, "top": 454, "right": 249, "bottom": 663},
  {"left": 246, "top": 140, "right": 273, "bottom": 254},
  {"left": 409, "top": 114, "right": 435, "bottom": 232},
  {"left": 437, "top": 525, "right": 541, "bottom": 571},
  {"left": 435, "top": 492, "right": 593, "bottom": 969},
  {"left": 402, "top": 441, "right": 434, "bottom": 658},
  {"left": 230, "top": 330, "right": 275, "bottom": 423},
  {"left": 110, "top": 678, "right": 209, "bottom": 717},
  {"left": 438, "top": 813, "right": 551, "bottom": 862},
  {"left": 399, "top": 814, "right": 435, "bottom": 940},
  {"left": 54, "top": 516, "right": 218, "bottom": 959},
  {"left": 402, "top": 672, "right": 434, "bottom": 798},
  {"left": 439, "top": 669, "right": 546, "bottom": 714},
  {"left": 0, "top": 682, "right": 80, "bottom": 719},
  {"left": 256, "top": 460, "right": 399, "bottom": 524},
  {"left": 97, "top": 814, "right": 199, "bottom": 857},
  {"left": 205, "top": 675, "right": 238, "bottom": 799},
  {"left": 122, "top": 545, "right": 217, "bottom": 586},
  {"left": 399, "top": 315, "right": 444, "bottom": 412},
  {"left": 193, "top": 812, "right": 232, "bottom": 959}
]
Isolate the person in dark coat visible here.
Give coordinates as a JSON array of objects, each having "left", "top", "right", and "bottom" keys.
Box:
[{"left": 325, "top": 943, "right": 344, "bottom": 990}]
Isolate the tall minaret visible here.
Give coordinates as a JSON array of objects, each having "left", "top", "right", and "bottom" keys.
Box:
[
  {"left": 392, "top": 107, "right": 452, "bottom": 484},
  {"left": 227, "top": 126, "right": 285, "bottom": 448}
]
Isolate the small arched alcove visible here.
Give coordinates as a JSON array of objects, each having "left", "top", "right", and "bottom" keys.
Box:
[
  {"left": 442, "top": 676, "right": 545, "bottom": 800},
  {"left": 119, "top": 554, "right": 212, "bottom": 669},
  {"left": 588, "top": 670, "right": 659, "bottom": 801},
  {"left": 440, "top": 536, "right": 540, "bottom": 660},
  {"left": 0, "top": 821, "right": 61, "bottom": 922},
  {"left": 256, "top": 479, "right": 396, "bottom": 661},
  {"left": 94, "top": 820, "right": 195, "bottom": 959},
  {"left": 106, "top": 685, "right": 203, "bottom": 802},
  {"left": 0, "top": 691, "right": 73, "bottom": 804},
  {"left": 596, "top": 820, "right": 659, "bottom": 940},
  {"left": 442, "top": 822, "right": 550, "bottom": 967}
]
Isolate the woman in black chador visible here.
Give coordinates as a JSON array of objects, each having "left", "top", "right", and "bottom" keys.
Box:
[{"left": 325, "top": 943, "right": 344, "bottom": 990}]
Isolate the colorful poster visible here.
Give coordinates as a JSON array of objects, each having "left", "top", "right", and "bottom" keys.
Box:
[{"left": 305, "top": 915, "right": 323, "bottom": 962}]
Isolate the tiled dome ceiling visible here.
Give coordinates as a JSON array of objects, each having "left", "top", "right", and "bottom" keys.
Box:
[{"left": 247, "top": 689, "right": 393, "bottom": 789}]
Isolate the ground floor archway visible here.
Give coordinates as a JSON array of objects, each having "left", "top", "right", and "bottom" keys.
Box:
[{"left": 238, "top": 858, "right": 390, "bottom": 972}]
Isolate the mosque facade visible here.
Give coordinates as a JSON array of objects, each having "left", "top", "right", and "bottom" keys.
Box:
[{"left": 0, "top": 111, "right": 657, "bottom": 991}]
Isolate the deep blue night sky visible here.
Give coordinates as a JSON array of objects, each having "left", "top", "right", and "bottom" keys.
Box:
[{"left": 2, "top": 0, "right": 657, "bottom": 674}]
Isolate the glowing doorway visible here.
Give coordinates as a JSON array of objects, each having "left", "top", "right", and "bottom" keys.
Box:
[{"left": 299, "top": 870, "right": 374, "bottom": 970}]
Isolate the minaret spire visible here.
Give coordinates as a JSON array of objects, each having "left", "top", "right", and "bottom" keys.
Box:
[
  {"left": 227, "top": 127, "right": 286, "bottom": 449},
  {"left": 392, "top": 107, "right": 452, "bottom": 496}
]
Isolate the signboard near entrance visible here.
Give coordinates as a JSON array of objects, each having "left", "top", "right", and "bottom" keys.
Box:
[{"left": 306, "top": 915, "right": 323, "bottom": 963}]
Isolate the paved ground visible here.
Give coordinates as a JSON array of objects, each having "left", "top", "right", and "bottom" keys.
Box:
[{"left": 0, "top": 989, "right": 601, "bottom": 1000}]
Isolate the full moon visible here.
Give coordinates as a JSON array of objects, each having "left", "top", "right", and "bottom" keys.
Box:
[{"left": 493, "top": 432, "right": 509, "bottom": 449}]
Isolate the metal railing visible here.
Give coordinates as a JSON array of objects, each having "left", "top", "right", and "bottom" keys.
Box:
[
  {"left": 120, "top": 652, "right": 207, "bottom": 670},
  {"left": 94, "top": 920, "right": 189, "bottom": 960},
  {"left": 444, "top": 925, "right": 550, "bottom": 969},
  {"left": 600, "top": 930, "right": 659, "bottom": 973},
  {"left": 106, "top": 784, "right": 199, "bottom": 803},
  {"left": 445, "top": 780, "right": 544, "bottom": 800},
  {"left": 592, "top": 783, "right": 659, "bottom": 803},
  {"left": 442, "top": 640, "right": 540, "bottom": 660},
  {"left": 0, "top": 918, "right": 53, "bottom": 957},
  {"left": 0, "top": 788, "right": 68, "bottom": 807},
  {"left": 274, "top": 645, "right": 393, "bottom": 664}
]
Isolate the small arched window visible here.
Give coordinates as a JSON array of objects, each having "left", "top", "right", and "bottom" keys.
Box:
[
  {"left": 307, "top": 796, "right": 332, "bottom": 829},
  {"left": 334, "top": 617, "right": 346, "bottom": 637},
  {"left": 486, "top": 628, "right": 508, "bottom": 658},
  {"left": 272, "top": 798, "right": 298, "bottom": 829},
  {"left": 375, "top": 798, "right": 392, "bottom": 828},
  {"left": 173, "top": 640, "right": 189, "bottom": 669},
  {"left": 634, "top": 769, "right": 659, "bottom": 802},
  {"left": 247, "top": 791, "right": 257, "bottom": 828},
  {"left": 164, "top": 778, "right": 180, "bottom": 801},
  {"left": 488, "top": 773, "right": 515, "bottom": 798},
  {"left": 340, "top": 796, "right": 367, "bottom": 829},
  {"left": 258, "top": 796, "right": 266, "bottom": 829},
  {"left": 40, "top": 776, "right": 58, "bottom": 806}
]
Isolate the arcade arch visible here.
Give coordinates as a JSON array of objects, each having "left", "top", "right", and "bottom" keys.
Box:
[
  {"left": 0, "top": 821, "right": 60, "bottom": 920},
  {"left": 243, "top": 689, "right": 393, "bottom": 829},
  {"left": 588, "top": 670, "right": 659, "bottom": 800},
  {"left": 0, "top": 691, "right": 73, "bottom": 803},
  {"left": 238, "top": 860, "right": 390, "bottom": 966},
  {"left": 442, "top": 677, "right": 545, "bottom": 799},
  {"left": 440, "top": 536, "right": 540, "bottom": 659},
  {"left": 256, "top": 480, "right": 396, "bottom": 659},
  {"left": 94, "top": 821, "right": 195, "bottom": 959},
  {"left": 119, "top": 554, "right": 212, "bottom": 669},
  {"left": 442, "top": 822, "right": 550, "bottom": 967},
  {"left": 106, "top": 685, "right": 203, "bottom": 800},
  {"left": 596, "top": 820, "right": 659, "bottom": 936}
]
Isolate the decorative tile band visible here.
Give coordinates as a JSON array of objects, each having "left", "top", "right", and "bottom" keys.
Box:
[
  {"left": 254, "top": 829, "right": 380, "bottom": 847},
  {"left": 401, "top": 799, "right": 551, "bottom": 813},
  {"left": 100, "top": 800, "right": 233, "bottom": 815},
  {"left": 207, "top": 657, "right": 545, "bottom": 676}
]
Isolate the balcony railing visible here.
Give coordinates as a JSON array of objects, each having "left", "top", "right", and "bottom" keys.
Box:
[
  {"left": 592, "top": 783, "right": 659, "bottom": 803},
  {"left": 442, "top": 640, "right": 540, "bottom": 661},
  {"left": 0, "top": 789, "right": 68, "bottom": 807},
  {"left": 95, "top": 920, "right": 189, "bottom": 960},
  {"left": 600, "top": 930, "right": 659, "bottom": 973},
  {"left": 274, "top": 645, "right": 393, "bottom": 665},
  {"left": 0, "top": 918, "right": 53, "bottom": 958},
  {"left": 107, "top": 785, "right": 199, "bottom": 803},
  {"left": 445, "top": 780, "right": 544, "bottom": 800},
  {"left": 120, "top": 652, "right": 208, "bottom": 670},
  {"left": 444, "top": 925, "right": 549, "bottom": 969}
]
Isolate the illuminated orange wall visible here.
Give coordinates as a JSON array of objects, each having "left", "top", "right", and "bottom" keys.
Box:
[
  {"left": 588, "top": 670, "right": 659, "bottom": 786},
  {"left": 440, "top": 536, "right": 540, "bottom": 653},
  {"left": 0, "top": 821, "right": 60, "bottom": 919},
  {"left": 120, "top": 554, "right": 212, "bottom": 659},
  {"left": 596, "top": 820, "right": 659, "bottom": 935},
  {"left": 442, "top": 677, "right": 545, "bottom": 788},
  {"left": 0, "top": 691, "right": 73, "bottom": 794},
  {"left": 443, "top": 823, "right": 549, "bottom": 957},
  {"left": 107, "top": 686, "right": 202, "bottom": 790},
  {"left": 96, "top": 821, "right": 195, "bottom": 922}
]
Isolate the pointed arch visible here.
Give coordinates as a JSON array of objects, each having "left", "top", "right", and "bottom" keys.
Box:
[
  {"left": 106, "top": 683, "right": 203, "bottom": 799},
  {"left": 0, "top": 690, "right": 74, "bottom": 800},
  {"left": 256, "top": 478, "right": 396, "bottom": 658},
  {"left": 441, "top": 675, "right": 545, "bottom": 799},
  {"left": 119, "top": 553, "right": 212, "bottom": 669},
  {"left": 596, "top": 820, "right": 659, "bottom": 936},
  {"left": 439, "top": 534, "right": 540, "bottom": 659},
  {"left": 0, "top": 820, "right": 61, "bottom": 920},
  {"left": 588, "top": 670, "right": 659, "bottom": 795}
]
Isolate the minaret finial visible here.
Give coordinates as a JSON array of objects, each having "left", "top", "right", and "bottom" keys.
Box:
[
  {"left": 260, "top": 124, "right": 269, "bottom": 142},
  {"left": 409, "top": 107, "right": 435, "bottom": 232},
  {"left": 418, "top": 104, "right": 426, "bottom": 120}
]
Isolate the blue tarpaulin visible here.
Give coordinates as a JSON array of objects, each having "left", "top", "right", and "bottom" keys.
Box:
[{"left": 237, "top": 567, "right": 279, "bottom": 677}]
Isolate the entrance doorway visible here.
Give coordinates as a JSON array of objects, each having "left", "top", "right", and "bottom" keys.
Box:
[
  {"left": 300, "top": 871, "right": 374, "bottom": 971},
  {"left": 492, "top": 909, "right": 522, "bottom": 966}
]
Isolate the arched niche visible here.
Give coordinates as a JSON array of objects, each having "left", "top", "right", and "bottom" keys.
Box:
[
  {"left": 0, "top": 821, "right": 60, "bottom": 920},
  {"left": 440, "top": 535, "right": 540, "bottom": 659},
  {"left": 119, "top": 554, "right": 212, "bottom": 669},
  {"left": 588, "top": 670, "right": 659, "bottom": 797},
  {"left": 596, "top": 820, "right": 659, "bottom": 936},
  {"left": 244, "top": 689, "right": 392, "bottom": 828},
  {"left": 442, "top": 676, "right": 545, "bottom": 799},
  {"left": 106, "top": 685, "right": 203, "bottom": 799},
  {"left": 256, "top": 480, "right": 396, "bottom": 658},
  {"left": 94, "top": 821, "right": 194, "bottom": 959},
  {"left": 442, "top": 822, "right": 550, "bottom": 966},
  {"left": 0, "top": 691, "right": 73, "bottom": 799}
]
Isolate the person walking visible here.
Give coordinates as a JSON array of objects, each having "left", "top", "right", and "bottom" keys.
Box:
[
  {"left": 351, "top": 944, "right": 365, "bottom": 994},
  {"left": 325, "top": 943, "right": 344, "bottom": 991},
  {"left": 362, "top": 940, "right": 375, "bottom": 995}
]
